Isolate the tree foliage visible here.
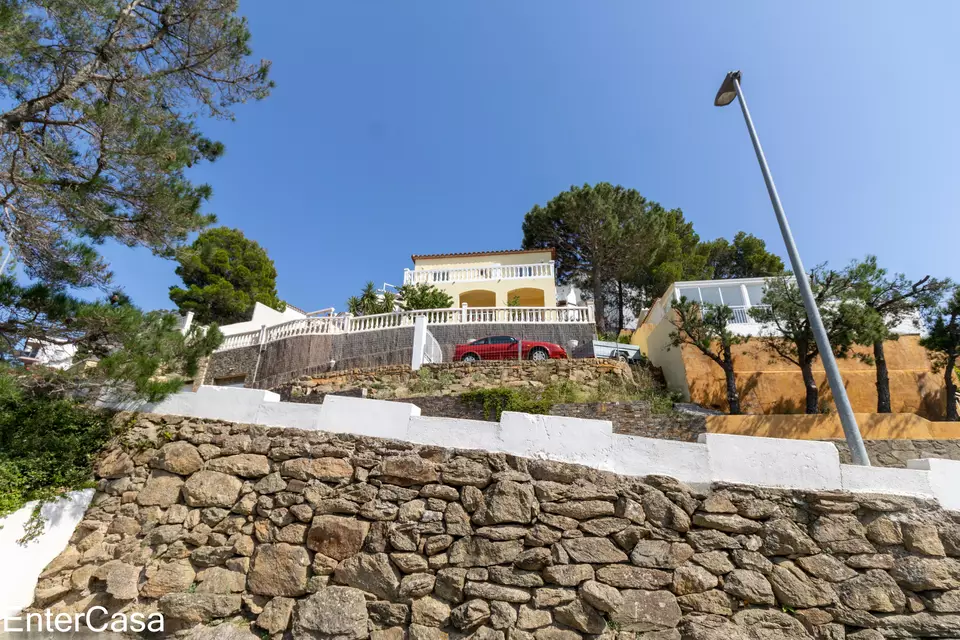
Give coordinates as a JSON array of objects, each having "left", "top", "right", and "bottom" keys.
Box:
[
  {"left": 397, "top": 283, "right": 453, "bottom": 311},
  {"left": 750, "top": 268, "right": 865, "bottom": 414},
  {"left": 844, "top": 255, "right": 950, "bottom": 413},
  {"left": 920, "top": 287, "right": 960, "bottom": 421},
  {"left": 0, "top": 277, "right": 221, "bottom": 401},
  {"left": 0, "top": 0, "right": 272, "bottom": 288},
  {"left": 521, "top": 183, "right": 790, "bottom": 334},
  {"left": 169, "top": 227, "right": 283, "bottom": 324},
  {"left": 347, "top": 282, "right": 395, "bottom": 316},
  {"left": 628, "top": 208, "right": 713, "bottom": 307},
  {"left": 703, "top": 231, "right": 785, "bottom": 279},
  {"left": 670, "top": 298, "right": 748, "bottom": 414},
  {"left": 521, "top": 183, "right": 695, "bottom": 332}
]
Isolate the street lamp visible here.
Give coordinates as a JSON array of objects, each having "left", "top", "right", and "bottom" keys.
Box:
[{"left": 714, "top": 70, "right": 871, "bottom": 466}]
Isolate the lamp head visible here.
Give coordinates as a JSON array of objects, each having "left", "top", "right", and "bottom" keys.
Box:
[{"left": 714, "top": 70, "right": 742, "bottom": 107}]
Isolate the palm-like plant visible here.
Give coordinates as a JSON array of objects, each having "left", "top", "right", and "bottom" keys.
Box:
[{"left": 347, "top": 283, "right": 396, "bottom": 316}]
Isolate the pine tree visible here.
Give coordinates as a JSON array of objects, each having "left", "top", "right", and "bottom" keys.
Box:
[
  {"left": 0, "top": 0, "right": 272, "bottom": 288},
  {"left": 921, "top": 287, "right": 960, "bottom": 421},
  {"left": 844, "top": 256, "right": 949, "bottom": 413},
  {"left": 750, "top": 269, "right": 865, "bottom": 414},
  {"left": 0, "top": 277, "right": 222, "bottom": 401},
  {"left": 170, "top": 227, "right": 284, "bottom": 325},
  {"left": 670, "top": 298, "right": 747, "bottom": 414}
]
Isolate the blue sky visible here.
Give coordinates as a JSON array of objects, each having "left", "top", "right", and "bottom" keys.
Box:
[{"left": 99, "top": 1, "right": 960, "bottom": 313}]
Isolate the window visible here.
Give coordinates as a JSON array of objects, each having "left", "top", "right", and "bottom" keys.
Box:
[
  {"left": 490, "top": 336, "right": 517, "bottom": 344},
  {"left": 745, "top": 284, "right": 766, "bottom": 306},
  {"left": 698, "top": 286, "right": 724, "bottom": 305},
  {"left": 471, "top": 338, "right": 489, "bottom": 345},
  {"left": 720, "top": 286, "right": 745, "bottom": 306}
]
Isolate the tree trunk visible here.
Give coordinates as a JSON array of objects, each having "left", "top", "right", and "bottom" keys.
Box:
[
  {"left": 616, "top": 281, "right": 625, "bottom": 336},
  {"left": 947, "top": 353, "right": 958, "bottom": 422},
  {"left": 592, "top": 270, "right": 605, "bottom": 335},
  {"left": 800, "top": 359, "right": 819, "bottom": 414},
  {"left": 874, "top": 340, "right": 891, "bottom": 413},
  {"left": 722, "top": 343, "right": 741, "bottom": 415}
]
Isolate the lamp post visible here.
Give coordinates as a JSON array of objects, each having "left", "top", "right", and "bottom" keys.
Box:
[{"left": 714, "top": 70, "right": 871, "bottom": 466}]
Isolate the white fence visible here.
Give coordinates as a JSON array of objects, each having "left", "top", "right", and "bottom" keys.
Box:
[
  {"left": 423, "top": 329, "right": 442, "bottom": 365},
  {"left": 403, "top": 262, "right": 554, "bottom": 285},
  {"left": 215, "top": 305, "right": 593, "bottom": 353},
  {"left": 132, "top": 387, "right": 960, "bottom": 512}
]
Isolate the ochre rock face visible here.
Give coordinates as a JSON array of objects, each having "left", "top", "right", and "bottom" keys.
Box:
[
  {"left": 33, "top": 413, "right": 960, "bottom": 638},
  {"left": 681, "top": 335, "right": 946, "bottom": 418}
]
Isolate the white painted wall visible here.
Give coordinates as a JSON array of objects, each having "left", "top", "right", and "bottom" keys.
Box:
[
  {"left": 218, "top": 302, "right": 306, "bottom": 336},
  {"left": 0, "top": 490, "right": 94, "bottom": 620},
  {"left": 120, "top": 387, "right": 959, "bottom": 509}
]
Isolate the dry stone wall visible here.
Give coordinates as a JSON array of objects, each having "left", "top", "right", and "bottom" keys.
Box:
[
  {"left": 276, "top": 360, "right": 639, "bottom": 402},
  {"left": 32, "top": 414, "right": 960, "bottom": 639}
]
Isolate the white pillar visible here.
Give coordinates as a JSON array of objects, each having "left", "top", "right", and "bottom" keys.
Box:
[
  {"left": 740, "top": 284, "right": 752, "bottom": 308},
  {"left": 411, "top": 316, "right": 428, "bottom": 371},
  {"left": 257, "top": 324, "right": 267, "bottom": 347},
  {"left": 461, "top": 303, "right": 468, "bottom": 323},
  {"left": 180, "top": 310, "right": 195, "bottom": 336}
]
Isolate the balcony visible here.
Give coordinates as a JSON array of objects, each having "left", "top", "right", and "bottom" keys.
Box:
[
  {"left": 726, "top": 304, "right": 770, "bottom": 324},
  {"left": 403, "top": 262, "right": 555, "bottom": 285}
]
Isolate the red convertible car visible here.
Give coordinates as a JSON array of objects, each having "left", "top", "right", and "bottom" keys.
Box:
[{"left": 454, "top": 336, "right": 567, "bottom": 362}]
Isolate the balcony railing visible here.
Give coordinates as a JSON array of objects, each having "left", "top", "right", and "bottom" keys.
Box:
[
  {"left": 403, "top": 262, "right": 554, "bottom": 285},
  {"left": 698, "top": 304, "right": 769, "bottom": 324},
  {"left": 214, "top": 305, "right": 593, "bottom": 352}
]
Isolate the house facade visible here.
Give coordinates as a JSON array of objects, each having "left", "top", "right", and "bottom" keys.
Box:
[
  {"left": 633, "top": 277, "right": 946, "bottom": 418},
  {"left": 404, "top": 249, "right": 558, "bottom": 308}
]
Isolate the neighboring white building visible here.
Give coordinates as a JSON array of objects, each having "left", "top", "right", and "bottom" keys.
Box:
[
  {"left": 18, "top": 338, "right": 77, "bottom": 370},
  {"left": 648, "top": 277, "right": 922, "bottom": 339},
  {"left": 218, "top": 302, "right": 310, "bottom": 336}
]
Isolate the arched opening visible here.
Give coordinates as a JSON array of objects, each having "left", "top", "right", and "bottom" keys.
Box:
[
  {"left": 459, "top": 289, "right": 497, "bottom": 307},
  {"left": 507, "top": 287, "right": 546, "bottom": 307}
]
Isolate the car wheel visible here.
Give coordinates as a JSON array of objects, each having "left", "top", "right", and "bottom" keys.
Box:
[
  {"left": 615, "top": 352, "right": 629, "bottom": 362},
  {"left": 529, "top": 347, "right": 549, "bottom": 361},
  {"left": 461, "top": 353, "right": 480, "bottom": 362}
]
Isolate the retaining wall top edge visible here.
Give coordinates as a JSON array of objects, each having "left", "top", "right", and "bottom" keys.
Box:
[{"left": 118, "top": 388, "right": 958, "bottom": 512}]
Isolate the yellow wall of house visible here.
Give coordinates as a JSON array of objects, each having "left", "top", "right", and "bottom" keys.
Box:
[
  {"left": 706, "top": 412, "right": 960, "bottom": 440},
  {"left": 678, "top": 335, "right": 947, "bottom": 419},
  {"left": 630, "top": 322, "right": 656, "bottom": 354},
  {"left": 645, "top": 309, "right": 691, "bottom": 401},
  {"left": 411, "top": 251, "right": 558, "bottom": 308}
]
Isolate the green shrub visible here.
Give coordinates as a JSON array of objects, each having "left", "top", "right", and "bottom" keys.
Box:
[
  {"left": 0, "top": 376, "right": 116, "bottom": 542},
  {"left": 462, "top": 375, "right": 679, "bottom": 420},
  {"left": 407, "top": 368, "right": 454, "bottom": 395},
  {"left": 461, "top": 388, "right": 551, "bottom": 420}
]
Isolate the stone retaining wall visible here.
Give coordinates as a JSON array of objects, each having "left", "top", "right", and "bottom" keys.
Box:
[
  {"left": 31, "top": 413, "right": 960, "bottom": 639},
  {"left": 276, "top": 360, "right": 638, "bottom": 402},
  {"left": 834, "top": 439, "right": 960, "bottom": 469}
]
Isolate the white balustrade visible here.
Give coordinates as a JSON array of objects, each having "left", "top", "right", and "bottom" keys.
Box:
[
  {"left": 214, "top": 305, "right": 592, "bottom": 352},
  {"left": 403, "top": 262, "right": 554, "bottom": 285},
  {"left": 696, "top": 304, "right": 770, "bottom": 324}
]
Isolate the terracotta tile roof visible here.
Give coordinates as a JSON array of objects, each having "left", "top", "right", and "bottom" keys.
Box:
[{"left": 411, "top": 248, "right": 556, "bottom": 262}]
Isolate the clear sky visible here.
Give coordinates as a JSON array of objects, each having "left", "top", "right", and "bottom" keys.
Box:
[{"left": 98, "top": 1, "right": 960, "bottom": 313}]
